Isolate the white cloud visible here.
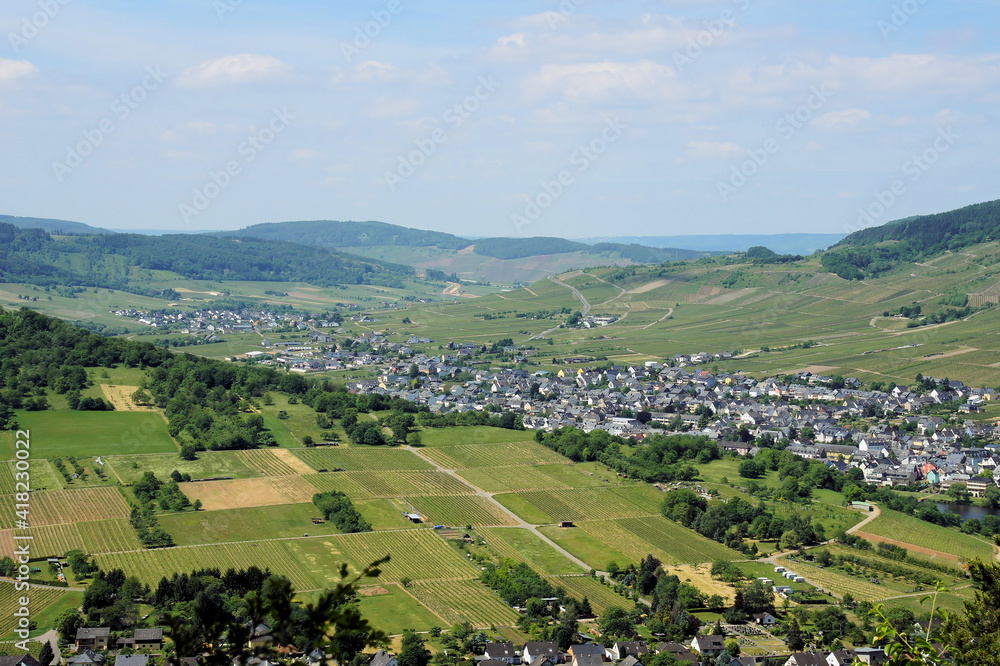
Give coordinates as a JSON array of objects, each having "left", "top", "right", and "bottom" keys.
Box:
[
  {"left": 522, "top": 60, "right": 680, "bottom": 103},
  {"left": 0, "top": 58, "right": 38, "bottom": 83},
  {"left": 369, "top": 95, "right": 418, "bottom": 119},
  {"left": 686, "top": 140, "right": 743, "bottom": 158},
  {"left": 810, "top": 108, "right": 871, "bottom": 132},
  {"left": 177, "top": 54, "right": 293, "bottom": 87}
]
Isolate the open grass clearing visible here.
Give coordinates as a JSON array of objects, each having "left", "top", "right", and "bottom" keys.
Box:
[
  {"left": 106, "top": 450, "right": 259, "bottom": 484},
  {"left": 355, "top": 583, "right": 445, "bottom": 634},
  {"left": 179, "top": 476, "right": 316, "bottom": 511},
  {"left": 7, "top": 411, "right": 177, "bottom": 459},
  {"left": 478, "top": 527, "right": 584, "bottom": 575}
]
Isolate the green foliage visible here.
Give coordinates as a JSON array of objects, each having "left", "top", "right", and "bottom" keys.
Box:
[
  {"left": 312, "top": 491, "right": 372, "bottom": 533},
  {"left": 480, "top": 558, "right": 555, "bottom": 606}
]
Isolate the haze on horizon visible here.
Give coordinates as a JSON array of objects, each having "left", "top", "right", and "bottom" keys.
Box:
[{"left": 1, "top": 1, "right": 998, "bottom": 239}]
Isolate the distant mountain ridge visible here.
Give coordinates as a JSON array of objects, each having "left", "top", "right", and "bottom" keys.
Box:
[
  {"left": 1, "top": 214, "right": 113, "bottom": 235},
  {"left": 576, "top": 233, "right": 846, "bottom": 255}
]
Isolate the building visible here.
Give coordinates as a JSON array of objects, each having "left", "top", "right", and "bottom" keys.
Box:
[{"left": 76, "top": 628, "right": 111, "bottom": 652}]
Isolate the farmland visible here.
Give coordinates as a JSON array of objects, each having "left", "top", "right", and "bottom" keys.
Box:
[
  {"left": 405, "top": 495, "right": 520, "bottom": 527},
  {"left": 407, "top": 579, "right": 521, "bottom": 627},
  {"left": 477, "top": 527, "right": 583, "bottom": 575},
  {"left": 179, "top": 476, "right": 317, "bottom": 511},
  {"left": 306, "top": 471, "right": 475, "bottom": 498},
  {"left": 293, "top": 447, "right": 434, "bottom": 472},
  {"left": 418, "top": 442, "right": 570, "bottom": 470},
  {"left": 0, "top": 582, "right": 82, "bottom": 640},
  {"left": 10, "top": 411, "right": 177, "bottom": 458},
  {"left": 105, "top": 451, "right": 260, "bottom": 484},
  {"left": 857, "top": 509, "right": 996, "bottom": 562},
  {"left": 549, "top": 575, "right": 633, "bottom": 614}
]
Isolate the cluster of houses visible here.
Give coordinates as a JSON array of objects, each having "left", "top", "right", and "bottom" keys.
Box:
[
  {"left": 67, "top": 628, "right": 164, "bottom": 666},
  {"left": 112, "top": 307, "right": 342, "bottom": 336}
]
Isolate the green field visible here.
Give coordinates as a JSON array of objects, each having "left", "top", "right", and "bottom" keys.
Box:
[
  {"left": 417, "top": 426, "right": 538, "bottom": 447},
  {"left": 859, "top": 509, "right": 996, "bottom": 561},
  {"left": 106, "top": 450, "right": 259, "bottom": 484},
  {"left": 159, "top": 504, "right": 337, "bottom": 546},
  {"left": 306, "top": 471, "right": 474, "bottom": 498},
  {"left": 577, "top": 517, "right": 744, "bottom": 565},
  {"left": 477, "top": 527, "right": 584, "bottom": 575},
  {"left": 537, "top": 525, "right": 636, "bottom": 570},
  {"left": 419, "top": 442, "right": 570, "bottom": 470},
  {"left": 355, "top": 583, "right": 445, "bottom": 634},
  {"left": 0, "top": 582, "right": 83, "bottom": 640},
  {"left": 6, "top": 411, "right": 177, "bottom": 460},
  {"left": 407, "top": 579, "right": 520, "bottom": 627},
  {"left": 293, "top": 447, "right": 434, "bottom": 471}
]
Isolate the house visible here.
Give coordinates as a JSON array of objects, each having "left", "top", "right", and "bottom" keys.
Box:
[
  {"left": 114, "top": 656, "right": 150, "bottom": 666},
  {"left": 690, "top": 635, "right": 726, "bottom": 656},
  {"left": 653, "top": 643, "right": 697, "bottom": 664},
  {"left": 76, "top": 627, "right": 112, "bottom": 651},
  {"left": 485, "top": 643, "right": 520, "bottom": 664},
  {"left": 0, "top": 656, "right": 42, "bottom": 666},
  {"left": 571, "top": 655, "right": 602, "bottom": 666},
  {"left": 826, "top": 651, "right": 856, "bottom": 666},
  {"left": 783, "top": 654, "right": 827, "bottom": 666},
  {"left": 523, "top": 642, "right": 560, "bottom": 664},
  {"left": 66, "top": 653, "right": 107, "bottom": 666},
  {"left": 369, "top": 650, "right": 398, "bottom": 666},
  {"left": 752, "top": 612, "right": 777, "bottom": 626},
  {"left": 618, "top": 657, "right": 642, "bottom": 666},
  {"left": 851, "top": 647, "right": 887, "bottom": 664},
  {"left": 133, "top": 627, "right": 164, "bottom": 651},
  {"left": 605, "top": 642, "right": 648, "bottom": 661},
  {"left": 248, "top": 623, "right": 273, "bottom": 649}
]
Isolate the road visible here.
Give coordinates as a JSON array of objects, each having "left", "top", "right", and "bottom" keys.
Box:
[{"left": 404, "top": 444, "right": 604, "bottom": 576}]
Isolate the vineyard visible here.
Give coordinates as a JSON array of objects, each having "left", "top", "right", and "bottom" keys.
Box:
[
  {"left": 579, "top": 517, "right": 742, "bottom": 565},
  {"left": 0, "top": 582, "right": 76, "bottom": 638},
  {"left": 405, "top": 495, "right": 519, "bottom": 527},
  {"left": 30, "top": 523, "right": 84, "bottom": 559},
  {"left": 236, "top": 449, "right": 314, "bottom": 477},
  {"left": 549, "top": 575, "right": 632, "bottom": 614},
  {"left": 80, "top": 519, "right": 145, "bottom": 554},
  {"left": 457, "top": 467, "right": 571, "bottom": 493},
  {"left": 106, "top": 451, "right": 259, "bottom": 484},
  {"left": 857, "top": 509, "right": 996, "bottom": 561},
  {"left": 329, "top": 529, "right": 480, "bottom": 583},
  {"left": 477, "top": 527, "right": 582, "bottom": 575},
  {"left": 419, "top": 442, "right": 570, "bottom": 470},
  {"left": 0, "top": 487, "right": 131, "bottom": 529},
  {"left": 307, "top": 471, "right": 475, "bottom": 498},
  {"left": 512, "top": 488, "right": 658, "bottom": 523},
  {"left": 293, "top": 448, "right": 434, "bottom": 472},
  {"left": 787, "top": 561, "right": 895, "bottom": 602},
  {"left": 408, "top": 579, "right": 520, "bottom": 627}
]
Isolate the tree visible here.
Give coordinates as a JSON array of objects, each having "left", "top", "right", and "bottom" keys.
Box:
[
  {"left": 738, "top": 458, "right": 765, "bottom": 479},
  {"left": 941, "top": 560, "right": 1000, "bottom": 665},
  {"left": 597, "top": 606, "right": 636, "bottom": 639},
  {"left": 786, "top": 615, "right": 804, "bottom": 652},
  {"left": 398, "top": 630, "right": 431, "bottom": 666},
  {"left": 180, "top": 444, "right": 198, "bottom": 461},
  {"left": 984, "top": 485, "right": 1000, "bottom": 510},
  {"left": 56, "top": 609, "right": 85, "bottom": 641},
  {"left": 38, "top": 641, "right": 54, "bottom": 666},
  {"left": 947, "top": 483, "right": 972, "bottom": 505}
]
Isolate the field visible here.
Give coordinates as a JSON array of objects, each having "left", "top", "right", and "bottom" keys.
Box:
[
  {"left": 418, "top": 442, "right": 570, "bottom": 470},
  {"left": 354, "top": 584, "right": 444, "bottom": 635},
  {"left": 306, "top": 471, "right": 475, "bottom": 498},
  {"left": 417, "top": 426, "right": 539, "bottom": 447},
  {"left": 159, "top": 504, "right": 336, "bottom": 546},
  {"left": 407, "top": 579, "right": 520, "bottom": 627},
  {"left": 857, "top": 509, "right": 996, "bottom": 562},
  {"left": 0, "top": 582, "right": 82, "bottom": 640},
  {"left": 106, "top": 451, "right": 259, "bottom": 484},
  {"left": 404, "top": 495, "right": 519, "bottom": 527},
  {"left": 549, "top": 575, "right": 633, "bottom": 614},
  {"left": 0, "top": 487, "right": 131, "bottom": 529},
  {"left": 477, "top": 527, "right": 583, "bottom": 575},
  {"left": 293, "top": 447, "right": 434, "bottom": 471},
  {"left": 510, "top": 488, "right": 659, "bottom": 523},
  {"left": 577, "top": 517, "right": 744, "bottom": 565},
  {"left": 5, "top": 411, "right": 177, "bottom": 459},
  {"left": 179, "top": 476, "right": 317, "bottom": 511},
  {"left": 236, "top": 449, "right": 315, "bottom": 476}
]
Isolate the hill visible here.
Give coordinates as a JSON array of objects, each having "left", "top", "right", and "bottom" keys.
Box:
[
  {"left": 822, "top": 199, "right": 1000, "bottom": 279},
  {"left": 0, "top": 222, "right": 415, "bottom": 293},
  {"left": 216, "top": 220, "right": 713, "bottom": 282},
  {"left": 578, "top": 233, "right": 846, "bottom": 255},
  {"left": 0, "top": 214, "right": 112, "bottom": 235}
]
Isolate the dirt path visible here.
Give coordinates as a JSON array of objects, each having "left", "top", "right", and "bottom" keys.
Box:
[
  {"left": 548, "top": 275, "right": 591, "bottom": 315},
  {"left": 404, "top": 445, "right": 597, "bottom": 575},
  {"left": 640, "top": 308, "right": 674, "bottom": 330}
]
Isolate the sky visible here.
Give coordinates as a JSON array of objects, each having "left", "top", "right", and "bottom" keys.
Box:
[{"left": 1, "top": 1, "right": 998, "bottom": 239}]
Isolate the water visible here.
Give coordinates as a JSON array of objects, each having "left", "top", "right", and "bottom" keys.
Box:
[{"left": 935, "top": 502, "right": 1000, "bottom": 521}]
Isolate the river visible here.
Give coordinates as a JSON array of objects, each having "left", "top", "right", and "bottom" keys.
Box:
[{"left": 936, "top": 502, "right": 1000, "bottom": 521}]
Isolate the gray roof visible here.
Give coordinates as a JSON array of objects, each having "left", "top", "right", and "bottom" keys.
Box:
[
  {"left": 114, "top": 656, "right": 150, "bottom": 666},
  {"left": 76, "top": 628, "right": 111, "bottom": 640}
]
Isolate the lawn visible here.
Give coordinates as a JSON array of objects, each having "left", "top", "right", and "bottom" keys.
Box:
[{"left": 6, "top": 410, "right": 177, "bottom": 460}]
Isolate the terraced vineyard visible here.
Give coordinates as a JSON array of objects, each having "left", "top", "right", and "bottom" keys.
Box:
[
  {"left": 550, "top": 575, "right": 632, "bottom": 613},
  {"left": 293, "top": 447, "right": 433, "bottom": 471},
  {"left": 0, "top": 582, "right": 77, "bottom": 638},
  {"left": 513, "top": 488, "right": 657, "bottom": 523},
  {"left": 408, "top": 579, "right": 520, "bottom": 627},
  {"left": 419, "top": 442, "right": 570, "bottom": 470},
  {"left": 0, "top": 487, "right": 131, "bottom": 528},
  {"left": 859, "top": 509, "right": 996, "bottom": 561},
  {"left": 406, "top": 495, "right": 519, "bottom": 527},
  {"left": 579, "top": 517, "right": 743, "bottom": 564},
  {"left": 331, "top": 529, "right": 480, "bottom": 583},
  {"left": 457, "top": 467, "right": 571, "bottom": 493},
  {"left": 308, "top": 471, "right": 475, "bottom": 498}
]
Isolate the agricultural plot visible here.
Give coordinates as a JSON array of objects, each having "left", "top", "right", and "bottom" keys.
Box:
[
  {"left": 10, "top": 411, "right": 177, "bottom": 458},
  {"left": 786, "top": 561, "right": 895, "bottom": 602},
  {"left": 355, "top": 584, "right": 444, "bottom": 635},
  {"left": 308, "top": 471, "right": 475, "bottom": 499},
  {"left": 417, "top": 426, "right": 537, "bottom": 447},
  {"left": 477, "top": 527, "right": 583, "bottom": 575},
  {"left": 550, "top": 575, "right": 633, "bottom": 614},
  {"left": 30, "top": 523, "right": 84, "bottom": 559},
  {"left": 0, "top": 582, "right": 78, "bottom": 639},
  {"left": 511, "top": 488, "right": 658, "bottom": 523},
  {"left": 408, "top": 579, "right": 520, "bottom": 627},
  {"left": 0, "top": 461, "right": 62, "bottom": 493},
  {"left": 105, "top": 451, "right": 259, "bottom": 484},
  {"left": 293, "top": 447, "right": 433, "bottom": 472},
  {"left": 98, "top": 540, "right": 317, "bottom": 590},
  {"left": 322, "top": 529, "right": 479, "bottom": 584},
  {"left": 236, "top": 449, "right": 314, "bottom": 476},
  {"left": 160, "top": 504, "right": 337, "bottom": 546},
  {"left": 405, "top": 495, "right": 519, "bottom": 527},
  {"left": 180, "top": 476, "right": 316, "bottom": 511},
  {"left": 606, "top": 485, "right": 670, "bottom": 514},
  {"left": 859, "top": 509, "right": 996, "bottom": 562},
  {"left": 0, "top": 487, "right": 131, "bottom": 529},
  {"left": 79, "top": 518, "right": 144, "bottom": 554},
  {"left": 578, "top": 517, "right": 743, "bottom": 565},
  {"left": 457, "top": 467, "right": 570, "bottom": 493},
  {"left": 419, "top": 442, "right": 569, "bottom": 470},
  {"left": 538, "top": 525, "right": 635, "bottom": 570}
]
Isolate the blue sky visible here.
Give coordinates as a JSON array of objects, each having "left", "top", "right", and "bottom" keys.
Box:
[{"left": 1, "top": 0, "right": 998, "bottom": 238}]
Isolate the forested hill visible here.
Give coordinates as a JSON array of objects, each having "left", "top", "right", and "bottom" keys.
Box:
[
  {"left": 216, "top": 220, "right": 712, "bottom": 262},
  {"left": 0, "top": 214, "right": 113, "bottom": 235},
  {"left": 820, "top": 199, "right": 1000, "bottom": 280},
  {"left": 0, "top": 222, "right": 414, "bottom": 291}
]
